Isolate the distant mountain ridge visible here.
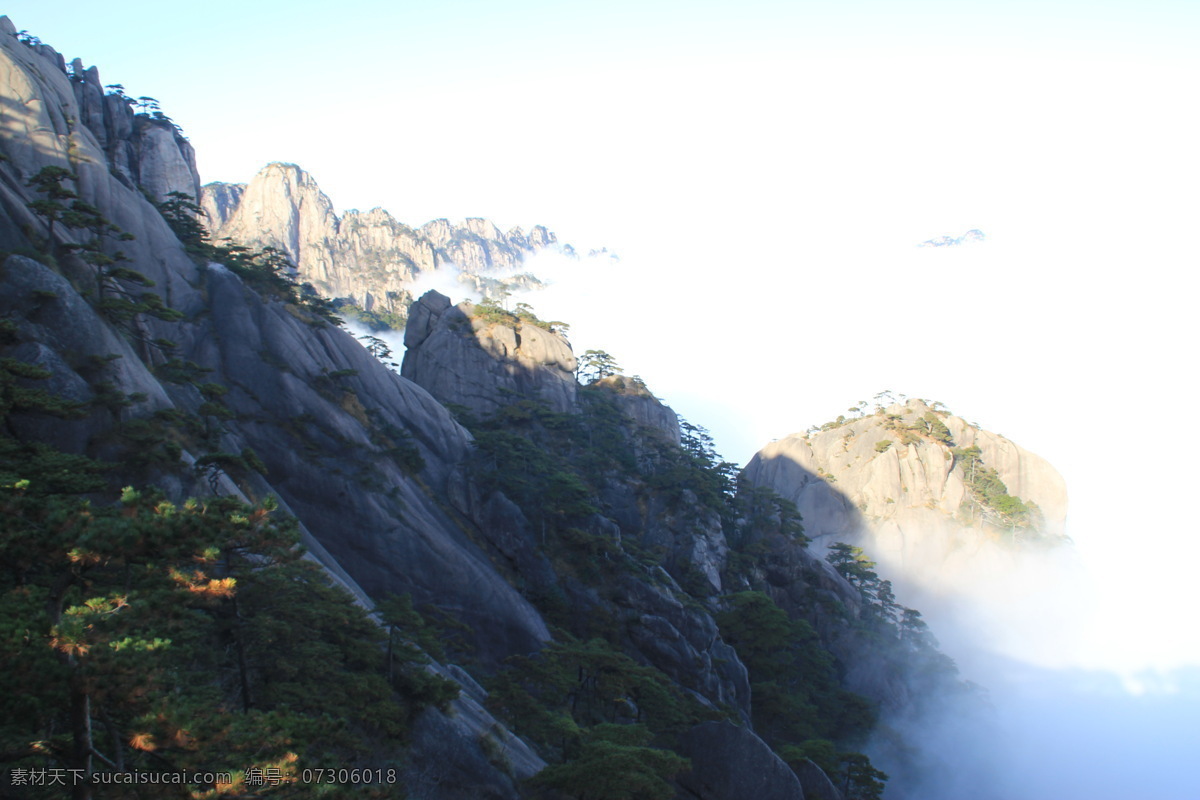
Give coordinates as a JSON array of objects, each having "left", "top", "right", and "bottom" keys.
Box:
[
  {"left": 201, "top": 163, "right": 566, "bottom": 324},
  {"left": 918, "top": 229, "right": 985, "bottom": 247}
]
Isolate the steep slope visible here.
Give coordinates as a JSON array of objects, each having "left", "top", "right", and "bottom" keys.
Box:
[
  {"left": 201, "top": 163, "right": 562, "bottom": 323},
  {"left": 0, "top": 23, "right": 551, "bottom": 796},
  {"left": 396, "top": 294, "right": 981, "bottom": 798},
  {"left": 0, "top": 24, "right": 550, "bottom": 667},
  {"left": 744, "top": 397, "right": 1068, "bottom": 598}
]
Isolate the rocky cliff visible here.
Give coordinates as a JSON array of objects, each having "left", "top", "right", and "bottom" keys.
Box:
[
  {"left": 201, "top": 163, "right": 562, "bottom": 322},
  {"left": 0, "top": 19, "right": 200, "bottom": 207},
  {"left": 0, "top": 23, "right": 553, "bottom": 795},
  {"left": 402, "top": 291, "right": 579, "bottom": 416},
  {"left": 0, "top": 21, "right": 553, "bottom": 661},
  {"left": 744, "top": 397, "right": 1068, "bottom": 598}
]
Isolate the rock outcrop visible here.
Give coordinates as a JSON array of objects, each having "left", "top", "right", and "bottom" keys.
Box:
[
  {"left": 0, "top": 20, "right": 200, "bottom": 205},
  {"left": 401, "top": 290, "right": 747, "bottom": 713},
  {"left": 402, "top": 290, "right": 578, "bottom": 416},
  {"left": 591, "top": 374, "right": 682, "bottom": 445},
  {"left": 201, "top": 164, "right": 562, "bottom": 319},
  {"left": 793, "top": 758, "right": 845, "bottom": 800},
  {"left": 743, "top": 398, "right": 1068, "bottom": 599},
  {"left": 616, "top": 573, "right": 750, "bottom": 714},
  {"left": 407, "top": 663, "right": 547, "bottom": 799}
]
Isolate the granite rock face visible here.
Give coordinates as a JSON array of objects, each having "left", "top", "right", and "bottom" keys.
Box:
[
  {"left": 199, "top": 180, "right": 244, "bottom": 228},
  {"left": 209, "top": 163, "right": 338, "bottom": 269},
  {"left": 201, "top": 164, "right": 561, "bottom": 319},
  {"left": 407, "top": 662, "right": 547, "bottom": 800},
  {"left": 400, "top": 290, "right": 752, "bottom": 716},
  {"left": 0, "top": 251, "right": 551, "bottom": 667},
  {"left": 677, "top": 721, "right": 808, "bottom": 800},
  {"left": 63, "top": 50, "right": 201, "bottom": 201},
  {"left": 0, "top": 28, "right": 207, "bottom": 317},
  {"left": 743, "top": 398, "right": 1068, "bottom": 599},
  {"left": 401, "top": 290, "right": 578, "bottom": 416},
  {"left": 617, "top": 575, "right": 751, "bottom": 716},
  {"left": 591, "top": 374, "right": 681, "bottom": 445},
  {"left": 793, "top": 758, "right": 844, "bottom": 800}
]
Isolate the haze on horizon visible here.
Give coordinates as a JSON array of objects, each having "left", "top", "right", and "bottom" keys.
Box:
[{"left": 5, "top": 2, "right": 1199, "bottom": 796}]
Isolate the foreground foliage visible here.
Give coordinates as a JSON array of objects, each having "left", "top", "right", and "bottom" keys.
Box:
[
  {"left": 0, "top": 324, "right": 449, "bottom": 799},
  {"left": 487, "top": 636, "right": 701, "bottom": 799},
  {"left": 463, "top": 384, "right": 894, "bottom": 797}
]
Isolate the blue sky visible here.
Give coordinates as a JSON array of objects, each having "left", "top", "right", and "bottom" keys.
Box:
[
  {"left": 10, "top": 0, "right": 1198, "bottom": 240},
  {"left": 6, "top": 5, "right": 1200, "bottom": 792}
]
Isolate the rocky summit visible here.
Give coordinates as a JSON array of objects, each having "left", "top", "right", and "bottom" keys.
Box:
[
  {"left": 744, "top": 397, "right": 1068, "bottom": 599},
  {"left": 402, "top": 291, "right": 579, "bottom": 417}
]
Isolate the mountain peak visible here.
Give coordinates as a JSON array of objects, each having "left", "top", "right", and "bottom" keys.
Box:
[
  {"left": 744, "top": 395, "right": 1067, "bottom": 596},
  {"left": 199, "top": 165, "right": 565, "bottom": 328}
]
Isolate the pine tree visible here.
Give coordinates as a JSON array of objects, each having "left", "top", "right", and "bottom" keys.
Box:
[
  {"left": 25, "top": 166, "right": 78, "bottom": 246},
  {"left": 578, "top": 349, "right": 622, "bottom": 383}
]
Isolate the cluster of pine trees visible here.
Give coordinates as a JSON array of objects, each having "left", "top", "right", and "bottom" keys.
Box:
[{"left": 454, "top": 375, "right": 895, "bottom": 798}]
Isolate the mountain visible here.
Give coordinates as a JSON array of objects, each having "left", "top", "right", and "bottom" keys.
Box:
[
  {"left": 201, "top": 164, "right": 564, "bottom": 326},
  {"left": 743, "top": 397, "right": 1068, "bottom": 600},
  {"left": 1, "top": 19, "right": 1001, "bottom": 800}
]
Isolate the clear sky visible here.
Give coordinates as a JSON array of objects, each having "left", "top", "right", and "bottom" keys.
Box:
[{"left": 6, "top": 2, "right": 1200, "bottom": 775}]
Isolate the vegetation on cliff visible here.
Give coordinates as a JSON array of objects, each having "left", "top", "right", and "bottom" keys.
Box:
[
  {"left": 451, "top": 376, "right": 899, "bottom": 798},
  {"left": 0, "top": 333, "right": 456, "bottom": 798}
]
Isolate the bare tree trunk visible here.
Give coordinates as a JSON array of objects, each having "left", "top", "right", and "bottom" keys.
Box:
[
  {"left": 46, "top": 573, "right": 93, "bottom": 799},
  {"left": 102, "top": 711, "right": 125, "bottom": 772},
  {"left": 387, "top": 627, "right": 395, "bottom": 685},
  {"left": 232, "top": 595, "right": 254, "bottom": 712},
  {"left": 67, "top": 670, "right": 94, "bottom": 800}
]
